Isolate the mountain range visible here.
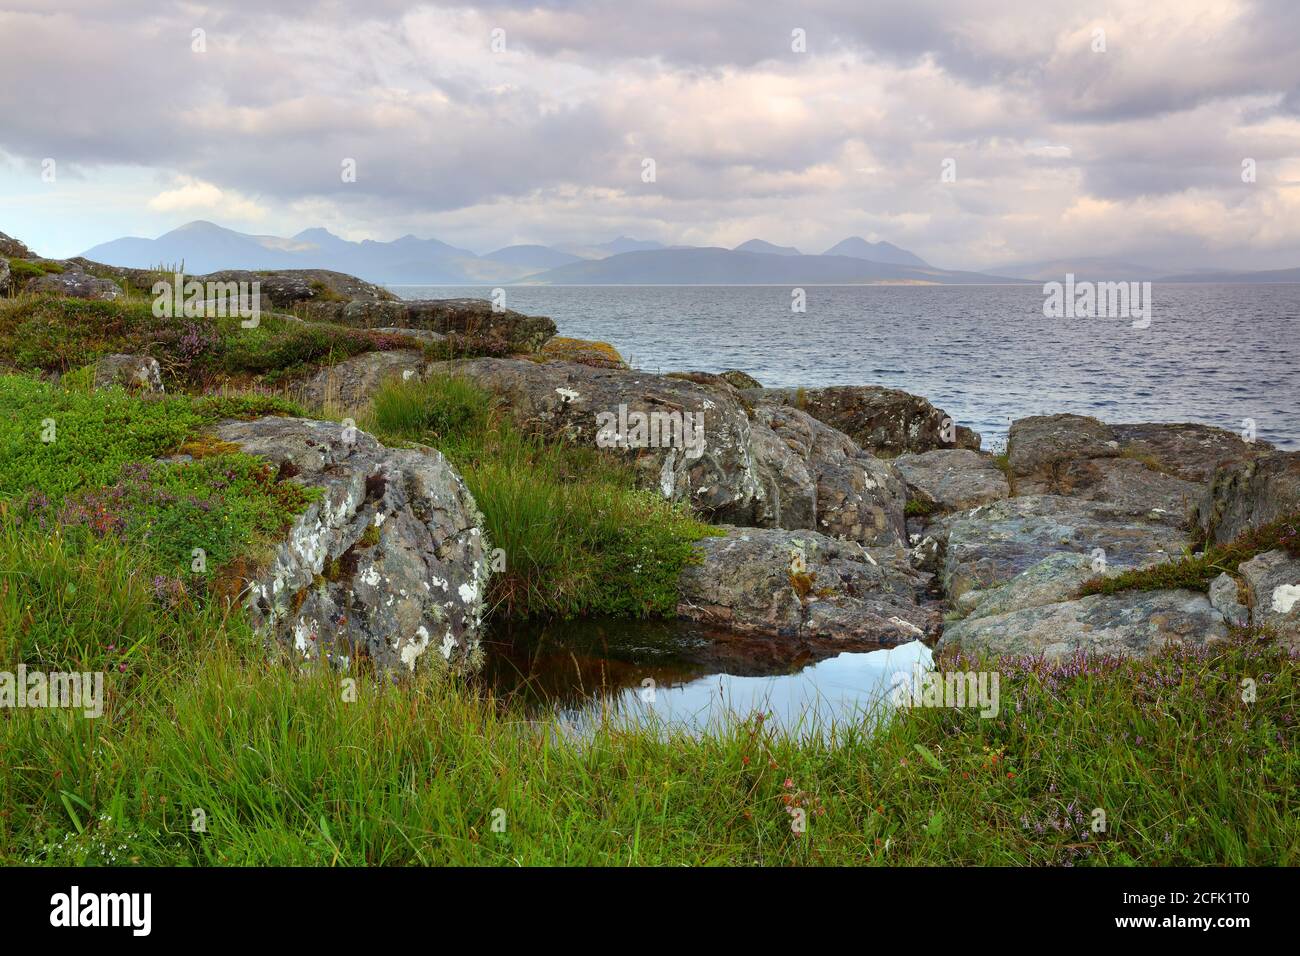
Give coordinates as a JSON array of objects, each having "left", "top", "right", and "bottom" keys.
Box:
[{"left": 77, "top": 221, "right": 1298, "bottom": 286}]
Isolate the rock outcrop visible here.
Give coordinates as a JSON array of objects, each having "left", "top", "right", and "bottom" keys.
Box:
[
  {"left": 1239, "top": 550, "right": 1300, "bottom": 648},
  {"left": 748, "top": 385, "right": 981, "bottom": 455},
  {"left": 1194, "top": 451, "right": 1300, "bottom": 546},
  {"left": 211, "top": 416, "right": 492, "bottom": 673},
  {"left": 895, "top": 448, "right": 1010, "bottom": 513},
  {"left": 298, "top": 298, "right": 557, "bottom": 353},
  {"left": 677, "top": 527, "right": 938, "bottom": 646},
  {"left": 201, "top": 269, "right": 397, "bottom": 309},
  {"left": 298, "top": 349, "right": 427, "bottom": 412},
  {"left": 938, "top": 589, "right": 1229, "bottom": 659},
  {"left": 27, "top": 265, "right": 123, "bottom": 301},
  {"left": 93, "top": 354, "right": 164, "bottom": 394}
]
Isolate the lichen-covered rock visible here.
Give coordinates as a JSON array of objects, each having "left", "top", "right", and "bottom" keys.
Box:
[
  {"left": 940, "top": 495, "right": 1189, "bottom": 601},
  {"left": 444, "top": 357, "right": 765, "bottom": 524},
  {"left": 200, "top": 269, "right": 396, "bottom": 308},
  {"left": 1208, "top": 572, "right": 1250, "bottom": 628},
  {"left": 0, "top": 230, "right": 31, "bottom": 258},
  {"left": 749, "top": 385, "right": 980, "bottom": 455},
  {"left": 751, "top": 402, "right": 906, "bottom": 546},
  {"left": 960, "top": 552, "right": 1102, "bottom": 621},
  {"left": 298, "top": 349, "right": 426, "bottom": 412},
  {"left": 28, "top": 267, "right": 123, "bottom": 301},
  {"left": 677, "top": 526, "right": 938, "bottom": 646},
  {"left": 718, "top": 369, "right": 762, "bottom": 389},
  {"left": 211, "top": 416, "right": 491, "bottom": 673},
  {"left": 539, "top": 336, "right": 627, "bottom": 368},
  {"left": 303, "top": 298, "right": 556, "bottom": 353},
  {"left": 895, "top": 448, "right": 1010, "bottom": 513},
  {"left": 1194, "top": 451, "right": 1300, "bottom": 546},
  {"left": 938, "top": 589, "right": 1229, "bottom": 659},
  {"left": 1239, "top": 550, "right": 1300, "bottom": 648},
  {"left": 93, "top": 354, "right": 163, "bottom": 394},
  {"left": 0, "top": 257, "right": 9, "bottom": 294},
  {"left": 1008, "top": 415, "right": 1265, "bottom": 513}
]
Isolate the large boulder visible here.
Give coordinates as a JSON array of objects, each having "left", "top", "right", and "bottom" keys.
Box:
[
  {"left": 0, "top": 230, "right": 31, "bottom": 258},
  {"left": 677, "top": 527, "right": 938, "bottom": 646},
  {"left": 751, "top": 402, "right": 907, "bottom": 546},
  {"left": 1239, "top": 550, "right": 1300, "bottom": 648},
  {"left": 538, "top": 336, "right": 627, "bottom": 368},
  {"left": 27, "top": 267, "right": 123, "bottom": 301},
  {"left": 444, "top": 357, "right": 764, "bottom": 524},
  {"left": 894, "top": 448, "right": 1010, "bottom": 513},
  {"left": 937, "top": 589, "right": 1229, "bottom": 659},
  {"left": 748, "top": 385, "right": 980, "bottom": 455},
  {"left": 298, "top": 349, "right": 427, "bottom": 412},
  {"left": 211, "top": 417, "right": 492, "bottom": 673},
  {"left": 302, "top": 298, "right": 556, "bottom": 353},
  {"left": 1194, "top": 451, "right": 1300, "bottom": 546},
  {"left": 201, "top": 269, "right": 396, "bottom": 309},
  {"left": 1007, "top": 415, "right": 1265, "bottom": 514},
  {"left": 939, "top": 495, "right": 1189, "bottom": 601}
]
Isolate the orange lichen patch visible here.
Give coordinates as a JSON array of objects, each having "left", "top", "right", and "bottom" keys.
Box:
[
  {"left": 538, "top": 336, "right": 628, "bottom": 369},
  {"left": 176, "top": 435, "right": 242, "bottom": 459}
]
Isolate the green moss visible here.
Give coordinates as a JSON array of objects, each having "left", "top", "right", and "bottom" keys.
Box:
[
  {"left": 905, "top": 498, "right": 940, "bottom": 518},
  {"left": 1078, "top": 510, "right": 1300, "bottom": 598}
]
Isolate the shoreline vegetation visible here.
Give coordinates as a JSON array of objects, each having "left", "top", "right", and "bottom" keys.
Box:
[{"left": 0, "top": 238, "right": 1295, "bottom": 865}]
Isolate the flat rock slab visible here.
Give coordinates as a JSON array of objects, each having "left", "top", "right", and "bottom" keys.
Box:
[
  {"left": 940, "top": 494, "right": 1189, "bottom": 600},
  {"left": 1239, "top": 549, "right": 1300, "bottom": 649},
  {"left": 894, "top": 448, "right": 1010, "bottom": 512},
  {"left": 212, "top": 416, "right": 492, "bottom": 673},
  {"left": 938, "top": 589, "right": 1229, "bottom": 659},
  {"left": 305, "top": 298, "right": 557, "bottom": 352},
  {"left": 677, "top": 526, "right": 938, "bottom": 646},
  {"left": 960, "top": 552, "right": 1103, "bottom": 621}
]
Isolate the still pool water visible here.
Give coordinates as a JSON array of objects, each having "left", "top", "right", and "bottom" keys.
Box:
[{"left": 480, "top": 618, "right": 933, "bottom": 738}]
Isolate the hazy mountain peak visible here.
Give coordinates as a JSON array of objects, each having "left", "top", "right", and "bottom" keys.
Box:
[
  {"left": 823, "top": 236, "right": 929, "bottom": 268},
  {"left": 733, "top": 239, "right": 802, "bottom": 256}
]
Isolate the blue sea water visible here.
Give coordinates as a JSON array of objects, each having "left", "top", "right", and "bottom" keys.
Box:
[{"left": 397, "top": 283, "right": 1300, "bottom": 449}]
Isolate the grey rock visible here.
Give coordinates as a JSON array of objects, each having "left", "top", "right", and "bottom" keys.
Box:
[
  {"left": 1208, "top": 572, "right": 1250, "bottom": 629},
  {"left": 748, "top": 385, "right": 980, "bottom": 455},
  {"left": 0, "top": 257, "right": 9, "bottom": 294},
  {"left": 200, "top": 269, "right": 396, "bottom": 308},
  {"left": 938, "top": 589, "right": 1229, "bottom": 659},
  {"left": 751, "top": 402, "right": 907, "bottom": 546},
  {"left": 445, "top": 357, "right": 765, "bottom": 524},
  {"left": 1007, "top": 413, "right": 1120, "bottom": 481},
  {"left": 895, "top": 448, "right": 1010, "bottom": 512},
  {"left": 1194, "top": 451, "right": 1300, "bottom": 546},
  {"left": 303, "top": 298, "right": 556, "bottom": 353},
  {"left": 28, "top": 269, "right": 123, "bottom": 301},
  {"left": 212, "top": 416, "right": 492, "bottom": 673},
  {"left": 677, "top": 526, "right": 938, "bottom": 646},
  {"left": 1239, "top": 550, "right": 1300, "bottom": 648},
  {"left": 370, "top": 327, "right": 447, "bottom": 343},
  {"left": 0, "top": 230, "right": 31, "bottom": 258},
  {"left": 963, "top": 552, "right": 1103, "bottom": 621},
  {"left": 298, "top": 349, "right": 427, "bottom": 412},
  {"left": 718, "top": 369, "right": 762, "bottom": 389},
  {"left": 941, "top": 494, "right": 1189, "bottom": 601},
  {"left": 93, "top": 354, "right": 163, "bottom": 394}
]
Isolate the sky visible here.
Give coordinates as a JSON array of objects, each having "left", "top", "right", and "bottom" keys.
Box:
[{"left": 2, "top": 0, "right": 1299, "bottom": 270}]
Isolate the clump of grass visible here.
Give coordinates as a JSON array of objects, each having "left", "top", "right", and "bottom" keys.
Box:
[
  {"left": 365, "top": 373, "right": 716, "bottom": 619},
  {"left": 905, "top": 497, "right": 940, "bottom": 518},
  {"left": 1078, "top": 510, "right": 1300, "bottom": 597}
]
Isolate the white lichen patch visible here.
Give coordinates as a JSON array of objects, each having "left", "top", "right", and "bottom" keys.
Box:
[
  {"left": 402, "top": 625, "right": 432, "bottom": 670},
  {"left": 889, "top": 616, "right": 925, "bottom": 637},
  {"left": 1272, "top": 583, "right": 1300, "bottom": 614},
  {"left": 555, "top": 387, "right": 580, "bottom": 403}
]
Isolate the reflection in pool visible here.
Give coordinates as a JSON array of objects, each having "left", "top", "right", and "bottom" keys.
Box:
[{"left": 479, "top": 617, "right": 934, "bottom": 738}]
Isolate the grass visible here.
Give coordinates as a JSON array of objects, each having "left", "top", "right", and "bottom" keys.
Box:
[
  {"left": 1, "top": 523, "right": 1294, "bottom": 865},
  {"left": 1078, "top": 510, "right": 1300, "bottom": 598},
  {"left": 365, "top": 373, "right": 717, "bottom": 619},
  {"left": 0, "top": 295, "right": 428, "bottom": 389}
]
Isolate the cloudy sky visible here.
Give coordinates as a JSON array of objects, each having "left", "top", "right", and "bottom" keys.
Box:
[{"left": 2, "top": 0, "right": 1299, "bottom": 270}]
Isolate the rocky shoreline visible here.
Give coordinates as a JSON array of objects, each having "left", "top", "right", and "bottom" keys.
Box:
[{"left": 4, "top": 232, "right": 1298, "bottom": 673}]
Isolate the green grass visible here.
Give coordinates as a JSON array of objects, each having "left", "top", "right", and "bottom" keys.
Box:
[
  {"left": 366, "top": 373, "right": 717, "bottom": 619},
  {"left": 1078, "top": 510, "right": 1300, "bottom": 598},
  {"left": 1, "top": 523, "right": 1294, "bottom": 864},
  {"left": 905, "top": 497, "right": 939, "bottom": 518},
  {"left": 0, "top": 295, "right": 426, "bottom": 389}
]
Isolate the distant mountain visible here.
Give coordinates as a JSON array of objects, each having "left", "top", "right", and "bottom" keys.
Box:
[
  {"left": 992, "top": 256, "right": 1169, "bottom": 281},
  {"left": 483, "top": 244, "right": 583, "bottom": 269},
  {"left": 734, "top": 239, "right": 801, "bottom": 256},
  {"left": 523, "top": 247, "right": 1022, "bottom": 285},
  {"left": 1155, "top": 266, "right": 1300, "bottom": 283},
  {"left": 560, "top": 236, "right": 665, "bottom": 259},
  {"left": 823, "top": 237, "right": 930, "bottom": 268}
]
